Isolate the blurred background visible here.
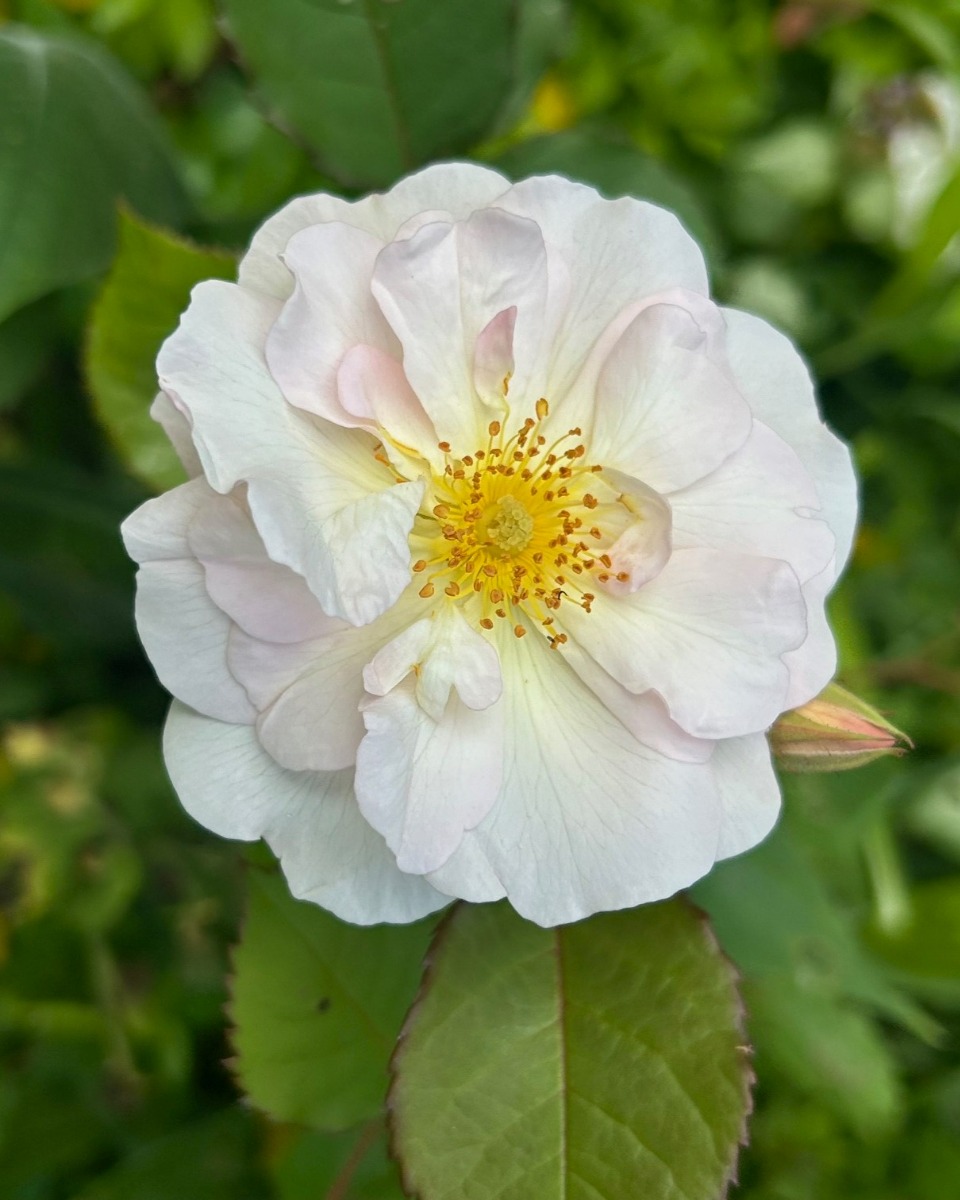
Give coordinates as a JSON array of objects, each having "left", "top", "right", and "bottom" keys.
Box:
[{"left": 1, "top": 0, "right": 960, "bottom": 1196}]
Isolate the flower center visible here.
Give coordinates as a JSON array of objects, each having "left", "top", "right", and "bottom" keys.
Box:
[
  {"left": 406, "top": 400, "right": 629, "bottom": 645},
  {"left": 484, "top": 495, "right": 534, "bottom": 554}
]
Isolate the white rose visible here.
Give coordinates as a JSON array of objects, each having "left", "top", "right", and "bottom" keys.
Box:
[{"left": 122, "top": 164, "right": 857, "bottom": 927}]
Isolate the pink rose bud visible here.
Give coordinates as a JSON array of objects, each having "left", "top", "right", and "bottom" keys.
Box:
[{"left": 770, "top": 682, "right": 912, "bottom": 772}]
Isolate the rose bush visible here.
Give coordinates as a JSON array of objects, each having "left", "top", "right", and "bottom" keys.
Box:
[{"left": 122, "top": 163, "right": 857, "bottom": 927}]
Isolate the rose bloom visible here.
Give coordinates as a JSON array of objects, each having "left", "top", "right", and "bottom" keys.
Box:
[{"left": 122, "top": 164, "right": 857, "bottom": 927}]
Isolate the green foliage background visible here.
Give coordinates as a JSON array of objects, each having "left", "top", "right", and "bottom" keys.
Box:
[{"left": 1, "top": 0, "right": 960, "bottom": 1195}]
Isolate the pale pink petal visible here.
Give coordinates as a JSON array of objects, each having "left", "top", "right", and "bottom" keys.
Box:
[
  {"left": 121, "top": 476, "right": 206, "bottom": 561},
  {"left": 496, "top": 177, "right": 710, "bottom": 404},
  {"left": 162, "top": 703, "right": 449, "bottom": 924},
  {"left": 669, "top": 420, "right": 835, "bottom": 585},
  {"left": 427, "top": 633, "right": 721, "bottom": 926},
  {"left": 782, "top": 558, "right": 838, "bottom": 709},
  {"left": 186, "top": 489, "right": 340, "bottom": 644},
  {"left": 157, "top": 280, "right": 424, "bottom": 626},
  {"left": 363, "top": 608, "right": 502, "bottom": 723},
  {"left": 135, "top": 560, "right": 254, "bottom": 724},
  {"left": 560, "top": 638, "right": 715, "bottom": 763},
  {"left": 589, "top": 302, "right": 751, "bottom": 492},
  {"left": 122, "top": 481, "right": 254, "bottom": 724},
  {"left": 473, "top": 306, "right": 517, "bottom": 407},
  {"left": 355, "top": 680, "right": 504, "bottom": 875},
  {"left": 337, "top": 344, "right": 438, "bottom": 462},
  {"left": 713, "top": 733, "right": 782, "bottom": 861},
  {"left": 265, "top": 221, "right": 398, "bottom": 427},
  {"left": 595, "top": 469, "right": 672, "bottom": 596},
  {"left": 371, "top": 208, "right": 550, "bottom": 446},
  {"left": 722, "top": 307, "right": 858, "bottom": 572},
  {"left": 239, "top": 162, "right": 511, "bottom": 300},
  {"left": 563, "top": 547, "right": 807, "bottom": 739},
  {"left": 151, "top": 390, "right": 202, "bottom": 478},
  {"left": 227, "top": 598, "right": 418, "bottom": 772}
]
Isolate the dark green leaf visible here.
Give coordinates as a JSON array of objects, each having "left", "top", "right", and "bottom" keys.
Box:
[
  {"left": 85, "top": 209, "right": 235, "bottom": 491},
  {"left": 0, "top": 295, "right": 60, "bottom": 413},
  {"left": 390, "top": 898, "right": 751, "bottom": 1200},
  {"left": 230, "top": 870, "right": 435, "bottom": 1131},
  {"left": 273, "top": 1123, "right": 406, "bottom": 1200},
  {"left": 0, "top": 25, "right": 187, "bottom": 322},
  {"left": 72, "top": 1109, "right": 264, "bottom": 1200},
  {"left": 489, "top": 0, "right": 570, "bottom": 136},
  {"left": 219, "top": 0, "right": 516, "bottom": 186}
]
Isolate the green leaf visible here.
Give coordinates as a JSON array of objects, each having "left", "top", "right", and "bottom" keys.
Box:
[
  {"left": 273, "top": 1123, "right": 406, "bottom": 1200},
  {"left": 903, "top": 758, "right": 960, "bottom": 863},
  {"left": 867, "top": 877, "right": 960, "bottom": 982},
  {"left": 72, "top": 1109, "right": 264, "bottom": 1200},
  {"left": 693, "top": 821, "right": 931, "bottom": 1038},
  {"left": 85, "top": 209, "right": 235, "bottom": 492},
  {"left": 871, "top": 162, "right": 960, "bottom": 321},
  {"left": 744, "top": 978, "right": 903, "bottom": 1139},
  {"left": 0, "top": 25, "right": 187, "bottom": 323},
  {"left": 219, "top": 0, "right": 516, "bottom": 187},
  {"left": 489, "top": 0, "right": 570, "bottom": 137},
  {"left": 390, "top": 898, "right": 751, "bottom": 1200},
  {"left": 694, "top": 825, "right": 925, "bottom": 1135},
  {"left": 0, "top": 295, "right": 60, "bottom": 413},
  {"left": 494, "top": 130, "right": 721, "bottom": 266},
  {"left": 229, "top": 869, "right": 436, "bottom": 1131}
]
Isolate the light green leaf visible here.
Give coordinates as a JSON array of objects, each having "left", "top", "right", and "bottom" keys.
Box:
[
  {"left": 0, "top": 25, "right": 187, "bottom": 323},
  {"left": 219, "top": 0, "right": 516, "bottom": 187},
  {"left": 390, "top": 898, "right": 751, "bottom": 1200},
  {"left": 745, "top": 978, "right": 902, "bottom": 1139},
  {"left": 694, "top": 825, "right": 929, "bottom": 1135},
  {"left": 904, "top": 758, "right": 960, "bottom": 862},
  {"left": 494, "top": 130, "right": 721, "bottom": 266},
  {"left": 693, "top": 821, "right": 932, "bottom": 1038},
  {"left": 85, "top": 209, "right": 235, "bottom": 492},
  {"left": 867, "top": 877, "right": 960, "bottom": 982},
  {"left": 230, "top": 870, "right": 436, "bottom": 1131}
]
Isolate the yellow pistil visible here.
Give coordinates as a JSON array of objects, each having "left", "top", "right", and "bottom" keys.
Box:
[{"left": 402, "top": 400, "right": 629, "bottom": 641}]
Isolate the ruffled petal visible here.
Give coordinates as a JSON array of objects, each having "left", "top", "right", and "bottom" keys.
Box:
[
  {"left": 721, "top": 307, "right": 858, "bottom": 573},
  {"left": 371, "top": 208, "right": 550, "bottom": 447},
  {"left": 594, "top": 468, "right": 672, "bottom": 596},
  {"left": 123, "top": 482, "right": 254, "bottom": 724},
  {"left": 564, "top": 547, "right": 807, "bottom": 738},
  {"left": 186, "top": 489, "right": 340, "bottom": 644},
  {"left": 157, "top": 280, "right": 424, "bottom": 626},
  {"left": 227, "top": 596, "right": 417, "bottom": 772},
  {"left": 590, "top": 301, "right": 751, "bottom": 492},
  {"left": 669, "top": 420, "right": 835, "bottom": 585},
  {"left": 264, "top": 221, "right": 398, "bottom": 427},
  {"left": 163, "top": 703, "right": 448, "bottom": 924},
  {"left": 336, "top": 344, "right": 438, "bottom": 464},
  {"left": 473, "top": 306, "right": 516, "bottom": 407},
  {"left": 713, "top": 733, "right": 782, "bottom": 861},
  {"left": 239, "top": 162, "right": 511, "bottom": 300},
  {"left": 151, "top": 390, "right": 202, "bottom": 478},
  {"left": 496, "top": 177, "right": 710, "bottom": 403},
  {"left": 355, "top": 680, "right": 504, "bottom": 875},
  {"left": 559, "top": 638, "right": 714, "bottom": 763},
  {"left": 782, "top": 557, "right": 838, "bottom": 709},
  {"left": 428, "top": 634, "right": 721, "bottom": 926}
]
